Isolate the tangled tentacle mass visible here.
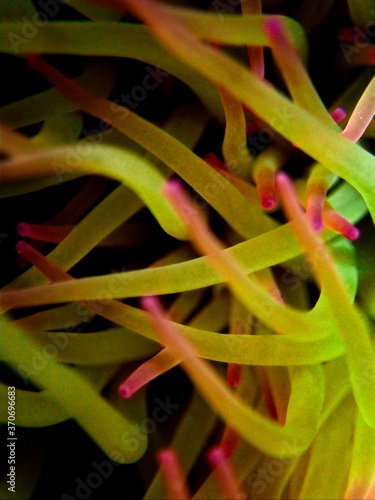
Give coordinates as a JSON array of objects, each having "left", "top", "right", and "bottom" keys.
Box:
[{"left": 0, "top": 0, "right": 375, "bottom": 498}]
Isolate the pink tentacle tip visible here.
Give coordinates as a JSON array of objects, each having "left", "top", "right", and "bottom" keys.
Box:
[
  {"left": 343, "top": 225, "right": 361, "bottom": 241},
  {"left": 163, "top": 179, "right": 195, "bottom": 221},
  {"left": 156, "top": 448, "right": 175, "bottom": 465},
  {"left": 261, "top": 193, "right": 277, "bottom": 211},
  {"left": 156, "top": 447, "right": 190, "bottom": 499},
  {"left": 15, "top": 240, "right": 44, "bottom": 269},
  {"left": 162, "top": 178, "right": 184, "bottom": 198},
  {"left": 15, "top": 240, "right": 29, "bottom": 255},
  {"left": 206, "top": 446, "right": 226, "bottom": 468},
  {"left": 207, "top": 446, "right": 248, "bottom": 499},
  {"left": 256, "top": 168, "right": 277, "bottom": 210},
  {"left": 275, "top": 171, "right": 291, "bottom": 192},
  {"left": 323, "top": 206, "right": 361, "bottom": 241},
  {"left": 140, "top": 295, "right": 161, "bottom": 313},
  {"left": 331, "top": 107, "right": 347, "bottom": 124},
  {"left": 17, "top": 222, "right": 31, "bottom": 237},
  {"left": 262, "top": 17, "right": 284, "bottom": 39},
  {"left": 118, "top": 382, "right": 133, "bottom": 399}
]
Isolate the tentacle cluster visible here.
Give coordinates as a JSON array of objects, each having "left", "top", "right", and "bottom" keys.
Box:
[{"left": 0, "top": 0, "right": 374, "bottom": 498}]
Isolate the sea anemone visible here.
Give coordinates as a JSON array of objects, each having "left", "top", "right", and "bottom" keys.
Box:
[{"left": 0, "top": 0, "right": 374, "bottom": 498}]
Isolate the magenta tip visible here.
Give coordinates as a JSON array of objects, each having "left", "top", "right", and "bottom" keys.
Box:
[
  {"left": 140, "top": 295, "right": 160, "bottom": 312},
  {"left": 261, "top": 194, "right": 277, "bottom": 210},
  {"left": 206, "top": 446, "right": 226, "bottom": 468},
  {"left": 15, "top": 240, "right": 28, "bottom": 254},
  {"left": 156, "top": 448, "right": 171, "bottom": 463},
  {"left": 275, "top": 171, "right": 290, "bottom": 190},
  {"left": 345, "top": 226, "right": 360, "bottom": 241},
  {"left": 262, "top": 17, "right": 283, "bottom": 39},
  {"left": 118, "top": 384, "right": 133, "bottom": 399},
  {"left": 162, "top": 178, "right": 184, "bottom": 198},
  {"left": 331, "top": 107, "right": 347, "bottom": 124},
  {"left": 228, "top": 378, "right": 240, "bottom": 388},
  {"left": 17, "top": 222, "right": 30, "bottom": 237}
]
